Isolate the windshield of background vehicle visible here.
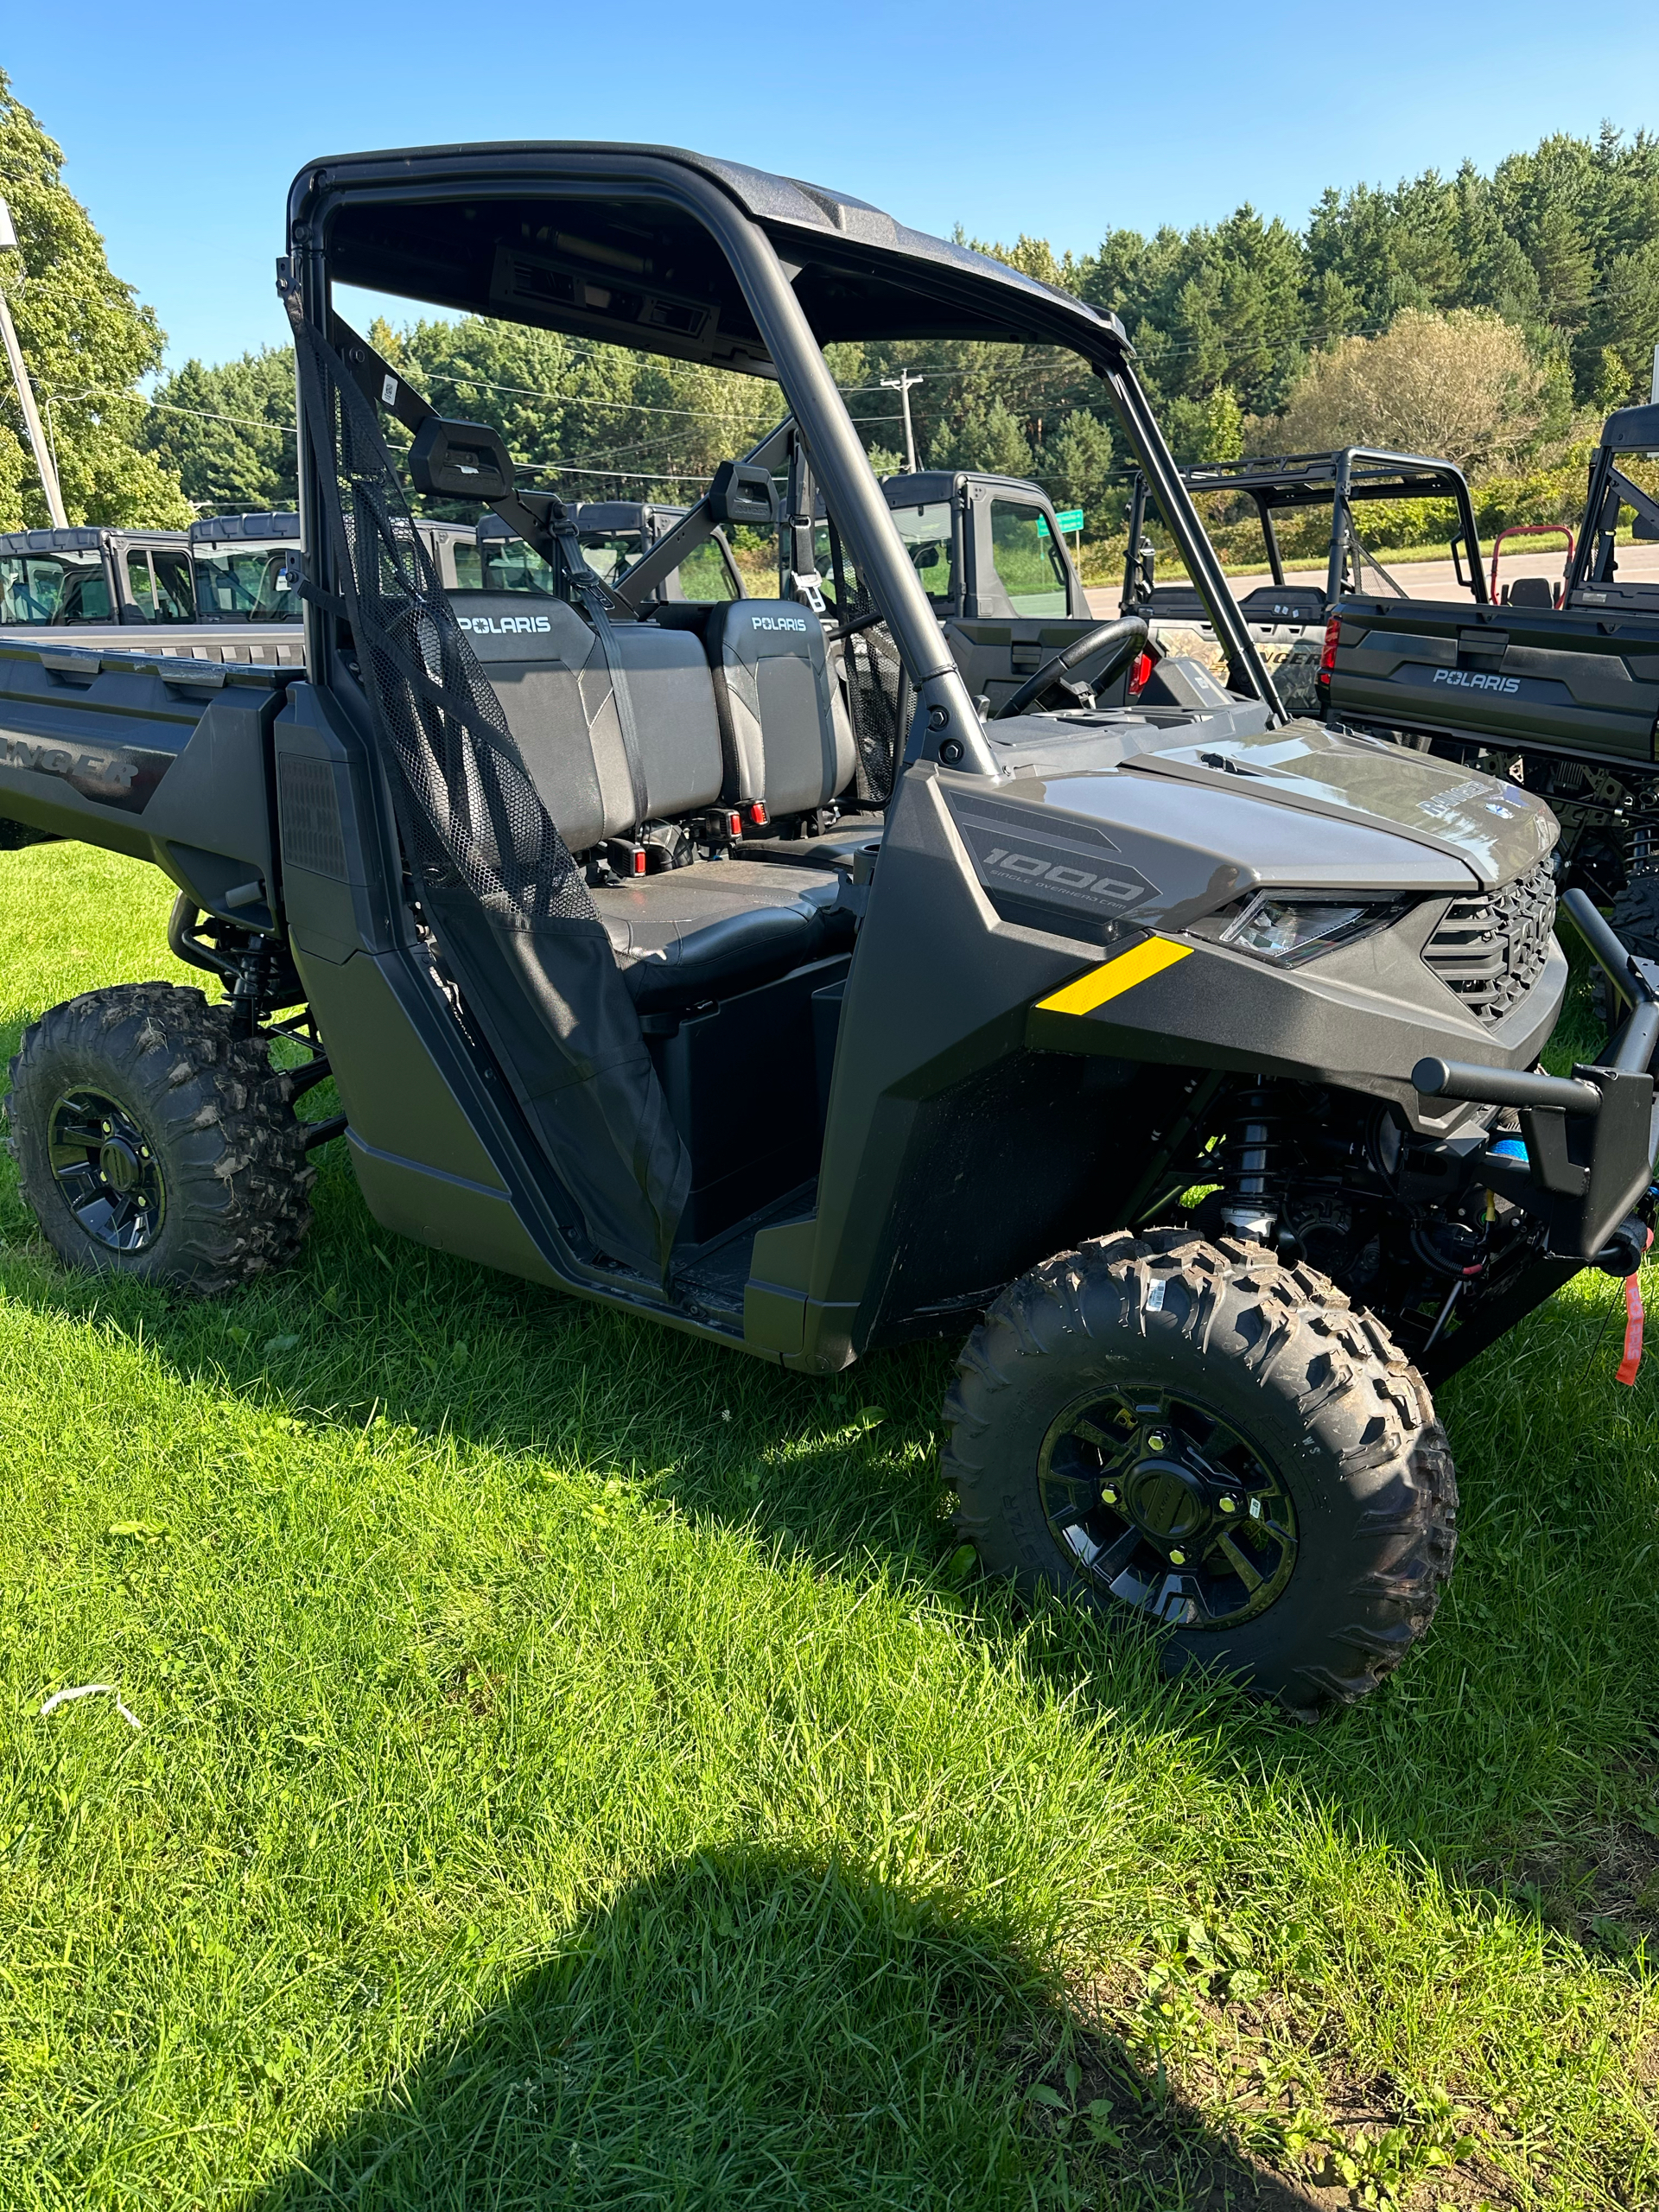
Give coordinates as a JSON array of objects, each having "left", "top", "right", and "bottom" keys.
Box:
[
  {"left": 194, "top": 543, "right": 302, "bottom": 621},
  {"left": 0, "top": 551, "right": 111, "bottom": 624}
]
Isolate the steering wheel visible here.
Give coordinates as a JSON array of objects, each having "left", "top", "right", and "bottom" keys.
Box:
[{"left": 993, "top": 613, "right": 1148, "bottom": 721}]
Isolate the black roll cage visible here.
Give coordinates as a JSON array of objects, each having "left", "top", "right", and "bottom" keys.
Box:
[
  {"left": 1565, "top": 431, "right": 1659, "bottom": 599},
  {"left": 1126, "top": 448, "right": 1488, "bottom": 611},
  {"left": 284, "top": 143, "right": 1282, "bottom": 755}
]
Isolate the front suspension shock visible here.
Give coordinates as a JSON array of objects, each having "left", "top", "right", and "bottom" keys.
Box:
[{"left": 1221, "top": 1086, "right": 1279, "bottom": 1245}]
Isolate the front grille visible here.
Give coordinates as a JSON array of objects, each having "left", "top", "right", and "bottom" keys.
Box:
[{"left": 1422, "top": 860, "right": 1554, "bottom": 1024}]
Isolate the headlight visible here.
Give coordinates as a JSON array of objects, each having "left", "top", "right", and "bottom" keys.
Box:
[{"left": 1192, "top": 891, "right": 1407, "bottom": 966}]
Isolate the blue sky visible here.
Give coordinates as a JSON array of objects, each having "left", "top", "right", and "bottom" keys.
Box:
[{"left": 9, "top": 3, "right": 1659, "bottom": 371}]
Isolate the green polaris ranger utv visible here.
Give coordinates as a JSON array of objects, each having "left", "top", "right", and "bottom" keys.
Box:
[{"left": 3, "top": 141, "right": 1656, "bottom": 1715}]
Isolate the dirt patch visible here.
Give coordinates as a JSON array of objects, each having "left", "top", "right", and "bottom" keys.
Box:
[
  {"left": 1040, "top": 1961, "right": 1516, "bottom": 2212},
  {"left": 1481, "top": 1810, "right": 1659, "bottom": 1961}
]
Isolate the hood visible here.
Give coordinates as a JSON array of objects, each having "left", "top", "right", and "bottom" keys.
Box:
[{"left": 1123, "top": 720, "right": 1554, "bottom": 889}]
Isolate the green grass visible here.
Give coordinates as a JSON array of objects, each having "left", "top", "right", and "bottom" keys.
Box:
[{"left": 1, "top": 841, "right": 1656, "bottom": 2209}]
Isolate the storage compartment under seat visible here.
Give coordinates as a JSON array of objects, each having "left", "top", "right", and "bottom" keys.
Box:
[{"left": 646, "top": 951, "right": 852, "bottom": 1242}]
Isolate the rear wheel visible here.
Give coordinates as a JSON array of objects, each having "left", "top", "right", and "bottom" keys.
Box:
[
  {"left": 5, "top": 982, "right": 315, "bottom": 1292},
  {"left": 945, "top": 1229, "right": 1456, "bottom": 1714}
]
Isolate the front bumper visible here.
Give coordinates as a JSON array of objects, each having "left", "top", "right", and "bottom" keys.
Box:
[{"left": 1414, "top": 889, "right": 1659, "bottom": 1268}]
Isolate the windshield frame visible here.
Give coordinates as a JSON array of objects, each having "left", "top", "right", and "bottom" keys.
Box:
[{"left": 290, "top": 146, "right": 1281, "bottom": 771}]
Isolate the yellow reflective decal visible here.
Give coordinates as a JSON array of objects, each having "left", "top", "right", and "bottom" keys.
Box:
[{"left": 1036, "top": 937, "right": 1192, "bottom": 1017}]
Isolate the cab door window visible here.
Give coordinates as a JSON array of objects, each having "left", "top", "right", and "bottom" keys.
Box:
[
  {"left": 126, "top": 547, "right": 195, "bottom": 622},
  {"left": 125, "top": 549, "right": 159, "bottom": 620},
  {"left": 151, "top": 549, "right": 195, "bottom": 621},
  {"left": 988, "top": 499, "right": 1070, "bottom": 615}
]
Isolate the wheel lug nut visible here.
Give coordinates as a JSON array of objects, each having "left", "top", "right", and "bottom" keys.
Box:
[
  {"left": 1147, "top": 1431, "right": 1168, "bottom": 1452},
  {"left": 1169, "top": 1548, "right": 1186, "bottom": 1566},
  {"left": 1218, "top": 1497, "right": 1237, "bottom": 1515},
  {"left": 1101, "top": 1487, "right": 1118, "bottom": 1505}
]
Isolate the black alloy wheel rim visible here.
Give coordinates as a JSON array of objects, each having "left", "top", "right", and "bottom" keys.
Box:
[
  {"left": 47, "top": 1089, "right": 166, "bottom": 1253},
  {"left": 1038, "top": 1386, "right": 1298, "bottom": 1630}
]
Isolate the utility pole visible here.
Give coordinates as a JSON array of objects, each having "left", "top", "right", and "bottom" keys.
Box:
[
  {"left": 0, "top": 195, "right": 68, "bottom": 530},
  {"left": 880, "top": 370, "right": 922, "bottom": 474}
]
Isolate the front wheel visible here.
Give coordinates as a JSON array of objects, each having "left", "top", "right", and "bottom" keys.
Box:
[{"left": 945, "top": 1229, "right": 1456, "bottom": 1714}]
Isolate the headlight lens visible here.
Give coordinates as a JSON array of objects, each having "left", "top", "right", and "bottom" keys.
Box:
[{"left": 1195, "top": 892, "right": 1407, "bottom": 966}]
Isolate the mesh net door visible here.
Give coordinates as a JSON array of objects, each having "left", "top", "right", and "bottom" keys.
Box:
[{"left": 294, "top": 322, "right": 689, "bottom": 1276}]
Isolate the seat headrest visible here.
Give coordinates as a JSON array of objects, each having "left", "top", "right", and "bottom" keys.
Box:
[
  {"left": 450, "top": 593, "right": 589, "bottom": 661},
  {"left": 1503, "top": 575, "right": 1554, "bottom": 608},
  {"left": 706, "top": 599, "right": 826, "bottom": 663}
]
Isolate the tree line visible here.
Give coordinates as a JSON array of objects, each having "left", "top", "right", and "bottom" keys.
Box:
[{"left": 2, "top": 62, "right": 1656, "bottom": 547}]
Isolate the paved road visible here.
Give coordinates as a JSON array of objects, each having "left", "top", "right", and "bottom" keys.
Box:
[{"left": 1084, "top": 541, "right": 1659, "bottom": 620}]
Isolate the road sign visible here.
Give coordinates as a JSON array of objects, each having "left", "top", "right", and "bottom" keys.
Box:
[{"left": 1037, "top": 509, "right": 1085, "bottom": 537}]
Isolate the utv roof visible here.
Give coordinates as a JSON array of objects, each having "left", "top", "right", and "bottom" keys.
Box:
[
  {"left": 290, "top": 143, "right": 1129, "bottom": 371},
  {"left": 880, "top": 471, "right": 1059, "bottom": 506},
  {"left": 1602, "top": 403, "right": 1659, "bottom": 454},
  {"left": 1181, "top": 449, "right": 1471, "bottom": 507},
  {"left": 188, "top": 512, "right": 300, "bottom": 544},
  {"left": 0, "top": 526, "right": 182, "bottom": 556}
]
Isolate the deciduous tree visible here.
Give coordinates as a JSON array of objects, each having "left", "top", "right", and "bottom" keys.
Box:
[
  {"left": 0, "top": 70, "right": 189, "bottom": 529},
  {"left": 1266, "top": 308, "right": 1546, "bottom": 474}
]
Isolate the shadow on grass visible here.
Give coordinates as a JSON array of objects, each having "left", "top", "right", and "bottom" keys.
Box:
[{"left": 232, "top": 1846, "right": 1310, "bottom": 2212}]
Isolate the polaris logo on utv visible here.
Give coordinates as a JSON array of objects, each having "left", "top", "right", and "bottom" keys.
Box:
[
  {"left": 948, "top": 797, "right": 1156, "bottom": 922},
  {"left": 458, "top": 613, "right": 553, "bottom": 637},
  {"left": 1433, "top": 668, "right": 1521, "bottom": 696},
  {"left": 753, "top": 614, "right": 810, "bottom": 633}
]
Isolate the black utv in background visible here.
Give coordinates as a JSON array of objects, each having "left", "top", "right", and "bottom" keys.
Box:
[
  {"left": 1325, "top": 404, "right": 1659, "bottom": 950},
  {"left": 3, "top": 142, "right": 1656, "bottom": 1719},
  {"left": 1125, "top": 448, "right": 1485, "bottom": 716}
]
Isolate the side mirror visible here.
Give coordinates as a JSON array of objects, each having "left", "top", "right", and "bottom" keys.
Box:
[
  {"left": 915, "top": 545, "right": 940, "bottom": 571},
  {"left": 707, "top": 461, "right": 776, "bottom": 527},
  {"left": 408, "top": 417, "right": 514, "bottom": 501}
]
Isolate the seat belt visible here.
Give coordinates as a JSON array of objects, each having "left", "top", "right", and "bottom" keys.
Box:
[{"left": 324, "top": 311, "right": 652, "bottom": 829}]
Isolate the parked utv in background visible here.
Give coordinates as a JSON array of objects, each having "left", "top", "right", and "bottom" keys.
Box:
[
  {"left": 1125, "top": 448, "right": 1485, "bottom": 715},
  {"left": 4, "top": 142, "right": 1656, "bottom": 1721},
  {"left": 0, "top": 524, "right": 199, "bottom": 628},
  {"left": 1324, "top": 404, "right": 1659, "bottom": 949},
  {"left": 874, "top": 467, "right": 1228, "bottom": 720}
]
